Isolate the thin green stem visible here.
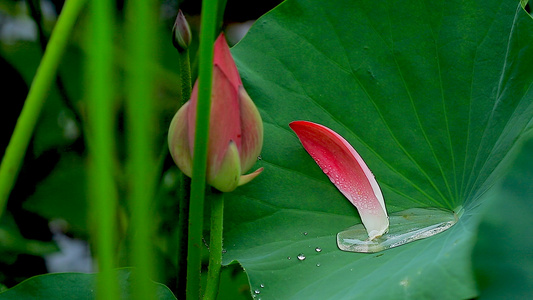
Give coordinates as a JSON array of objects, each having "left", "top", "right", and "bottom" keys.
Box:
[
  {"left": 180, "top": 50, "right": 192, "bottom": 104},
  {"left": 176, "top": 37, "right": 192, "bottom": 300},
  {"left": 87, "top": 0, "right": 118, "bottom": 298},
  {"left": 176, "top": 174, "right": 190, "bottom": 296},
  {"left": 215, "top": 0, "right": 228, "bottom": 35},
  {"left": 126, "top": 0, "right": 156, "bottom": 299},
  {"left": 186, "top": 0, "right": 218, "bottom": 298},
  {"left": 203, "top": 191, "right": 224, "bottom": 300},
  {"left": 27, "top": 0, "right": 83, "bottom": 127},
  {"left": 0, "top": 0, "right": 86, "bottom": 220}
]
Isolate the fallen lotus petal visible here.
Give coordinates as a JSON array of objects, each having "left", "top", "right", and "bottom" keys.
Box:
[
  {"left": 289, "top": 120, "right": 389, "bottom": 240},
  {"left": 290, "top": 120, "right": 461, "bottom": 253}
]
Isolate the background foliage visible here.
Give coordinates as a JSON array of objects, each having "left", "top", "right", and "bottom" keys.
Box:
[{"left": 0, "top": 0, "right": 532, "bottom": 299}]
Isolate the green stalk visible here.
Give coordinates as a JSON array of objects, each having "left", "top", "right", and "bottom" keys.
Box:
[
  {"left": 87, "top": 0, "right": 119, "bottom": 298},
  {"left": 27, "top": 0, "right": 83, "bottom": 126},
  {"left": 180, "top": 50, "right": 192, "bottom": 104},
  {"left": 0, "top": 0, "right": 86, "bottom": 219},
  {"left": 126, "top": 0, "right": 156, "bottom": 299},
  {"left": 203, "top": 191, "right": 224, "bottom": 300},
  {"left": 176, "top": 35, "right": 192, "bottom": 299},
  {"left": 186, "top": 0, "right": 218, "bottom": 298},
  {"left": 176, "top": 174, "right": 190, "bottom": 296}
]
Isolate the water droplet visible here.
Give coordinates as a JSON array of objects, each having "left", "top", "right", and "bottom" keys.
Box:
[
  {"left": 287, "top": 256, "right": 291, "bottom": 260},
  {"left": 163, "top": 171, "right": 177, "bottom": 188},
  {"left": 260, "top": 284, "right": 265, "bottom": 288},
  {"left": 222, "top": 249, "right": 227, "bottom": 254},
  {"left": 316, "top": 263, "right": 321, "bottom": 267},
  {"left": 257, "top": 155, "right": 262, "bottom": 160},
  {"left": 254, "top": 290, "right": 261, "bottom": 294},
  {"left": 297, "top": 253, "right": 306, "bottom": 261},
  {"left": 315, "top": 247, "right": 322, "bottom": 252},
  {"left": 400, "top": 278, "right": 409, "bottom": 287},
  {"left": 303, "top": 232, "right": 308, "bottom": 236}
]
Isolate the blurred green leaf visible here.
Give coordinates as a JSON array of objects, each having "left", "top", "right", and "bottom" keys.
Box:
[
  {"left": 473, "top": 135, "right": 533, "bottom": 299},
  {"left": 23, "top": 153, "right": 88, "bottom": 235},
  {"left": 0, "top": 41, "right": 83, "bottom": 156},
  {"left": 222, "top": 0, "right": 533, "bottom": 298},
  {"left": 0, "top": 268, "right": 176, "bottom": 300},
  {"left": 0, "top": 213, "right": 58, "bottom": 263}
]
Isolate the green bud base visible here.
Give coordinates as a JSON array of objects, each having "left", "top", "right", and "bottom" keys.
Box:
[{"left": 337, "top": 207, "right": 462, "bottom": 253}]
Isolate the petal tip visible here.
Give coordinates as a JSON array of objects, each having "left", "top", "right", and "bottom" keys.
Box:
[{"left": 238, "top": 167, "right": 264, "bottom": 186}]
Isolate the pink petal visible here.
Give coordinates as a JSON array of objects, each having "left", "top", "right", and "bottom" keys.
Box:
[
  {"left": 213, "top": 33, "right": 242, "bottom": 89},
  {"left": 168, "top": 102, "right": 193, "bottom": 177},
  {"left": 289, "top": 121, "right": 389, "bottom": 239},
  {"left": 187, "top": 66, "right": 242, "bottom": 177},
  {"left": 238, "top": 86, "right": 263, "bottom": 173}
]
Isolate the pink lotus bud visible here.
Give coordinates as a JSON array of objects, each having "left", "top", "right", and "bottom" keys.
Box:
[
  {"left": 290, "top": 121, "right": 389, "bottom": 240},
  {"left": 172, "top": 10, "right": 191, "bottom": 52},
  {"left": 168, "top": 33, "right": 263, "bottom": 192}
]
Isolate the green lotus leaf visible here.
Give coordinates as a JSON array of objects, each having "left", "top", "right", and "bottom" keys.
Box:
[{"left": 221, "top": 0, "right": 533, "bottom": 298}]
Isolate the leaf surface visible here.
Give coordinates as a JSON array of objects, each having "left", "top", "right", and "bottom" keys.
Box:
[
  {"left": 222, "top": 0, "right": 533, "bottom": 298},
  {"left": 473, "top": 135, "right": 533, "bottom": 299},
  {"left": 0, "top": 269, "right": 176, "bottom": 300}
]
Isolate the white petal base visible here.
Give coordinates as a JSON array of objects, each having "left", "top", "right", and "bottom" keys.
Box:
[{"left": 337, "top": 207, "right": 462, "bottom": 253}]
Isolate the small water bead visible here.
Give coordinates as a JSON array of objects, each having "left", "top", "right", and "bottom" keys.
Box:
[
  {"left": 303, "top": 232, "right": 308, "bottom": 236},
  {"left": 316, "top": 263, "right": 321, "bottom": 267},
  {"left": 287, "top": 256, "right": 291, "bottom": 260},
  {"left": 297, "top": 253, "right": 306, "bottom": 261},
  {"left": 257, "top": 155, "right": 262, "bottom": 160},
  {"left": 260, "top": 284, "right": 265, "bottom": 288},
  {"left": 163, "top": 171, "right": 177, "bottom": 188},
  {"left": 315, "top": 247, "right": 322, "bottom": 252},
  {"left": 254, "top": 290, "right": 261, "bottom": 295}
]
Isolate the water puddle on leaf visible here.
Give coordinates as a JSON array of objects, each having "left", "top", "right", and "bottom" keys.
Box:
[{"left": 337, "top": 207, "right": 462, "bottom": 253}]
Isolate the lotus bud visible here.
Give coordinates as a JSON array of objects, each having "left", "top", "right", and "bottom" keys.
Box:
[
  {"left": 168, "top": 33, "right": 263, "bottom": 192},
  {"left": 172, "top": 10, "right": 191, "bottom": 52}
]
